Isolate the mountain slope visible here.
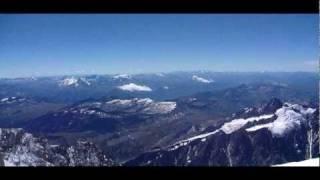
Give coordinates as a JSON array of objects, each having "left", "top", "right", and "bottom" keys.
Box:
[
  {"left": 23, "top": 82, "right": 318, "bottom": 162},
  {"left": 0, "top": 96, "right": 65, "bottom": 127},
  {"left": 25, "top": 98, "right": 177, "bottom": 134},
  {"left": 125, "top": 99, "right": 319, "bottom": 166}
]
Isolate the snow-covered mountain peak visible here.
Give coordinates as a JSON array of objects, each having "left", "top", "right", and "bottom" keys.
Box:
[
  {"left": 59, "top": 77, "right": 91, "bottom": 87},
  {"left": 59, "top": 77, "right": 78, "bottom": 87}
]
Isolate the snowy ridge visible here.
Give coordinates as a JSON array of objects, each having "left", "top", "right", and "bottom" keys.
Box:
[
  {"left": 106, "top": 98, "right": 176, "bottom": 114},
  {"left": 64, "top": 98, "right": 176, "bottom": 116},
  {"left": 168, "top": 102, "right": 316, "bottom": 151},
  {"left": 245, "top": 103, "right": 316, "bottom": 136},
  {"left": 168, "top": 114, "right": 274, "bottom": 151},
  {"left": 192, "top": 75, "right": 213, "bottom": 83},
  {"left": 117, "top": 83, "right": 152, "bottom": 92}
]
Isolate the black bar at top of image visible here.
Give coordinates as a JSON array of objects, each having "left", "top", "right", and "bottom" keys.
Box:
[{"left": 0, "top": 0, "right": 318, "bottom": 13}]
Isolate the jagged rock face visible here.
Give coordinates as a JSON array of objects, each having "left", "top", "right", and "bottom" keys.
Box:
[
  {"left": 66, "top": 141, "right": 114, "bottom": 166},
  {"left": 125, "top": 99, "right": 319, "bottom": 166},
  {"left": 0, "top": 128, "right": 116, "bottom": 166}
]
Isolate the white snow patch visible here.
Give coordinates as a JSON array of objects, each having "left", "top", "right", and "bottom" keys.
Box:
[
  {"left": 1, "top": 97, "right": 9, "bottom": 102},
  {"left": 246, "top": 124, "right": 272, "bottom": 132},
  {"left": 50, "top": 145, "right": 59, "bottom": 148},
  {"left": 113, "top": 74, "right": 131, "bottom": 79},
  {"left": 273, "top": 158, "right": 319, "bottom": 167},
  {"left": 137, "top": 98, "right": 153, "bottom": 104},
  {"left": 79, "top": 77, "right": 91, "bottom": 86},
  {"left": 192, "top": 75, "right": 213, "bottom": 83},
  {"left": 60, "top": 77, "right": 79, "bottom": 87},
  {"left": 106, "top": 99, "right": 133, "bottom": 105},
  {"left": 221, "top": 114, "right": 274, "bottom": 134},
  {"left": 117, "top": 83, "right": 152, "bottom": 92},
  {"left": 268, "top": 107, "right": 304, "bottom": 136},
  {"left": 169, "top": 130, "right": 219, "bottom": 151},
  {"left": 244, "top": 107, "right": 253, "bottom": 113},
  {"left": 143, "top": 101, "right": 176, "bottom": 114}
]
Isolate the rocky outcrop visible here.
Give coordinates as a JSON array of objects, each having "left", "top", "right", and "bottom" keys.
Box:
[{"left": 0, "top": 128, "right": 116, "bottom": 166}]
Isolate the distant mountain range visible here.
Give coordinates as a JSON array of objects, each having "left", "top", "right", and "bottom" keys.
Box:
[
  {"left": 0, "top": 71, "right": 318, "bottom": 166},
  {"left": 0, "top": 71, "right": 317, "bottom": 103}
]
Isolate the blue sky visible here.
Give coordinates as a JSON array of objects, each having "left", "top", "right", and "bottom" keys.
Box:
[{"left": 0, "top": 14, "right": 318, "bottom": 78}]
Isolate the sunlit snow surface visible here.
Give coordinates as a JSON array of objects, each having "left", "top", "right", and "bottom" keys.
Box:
[
  {"left": 117, "top": 83, "right": 152, "bottom": 92},
  {"left": 221, "top": 114, "right": 275, "bottom": 134},
  {"left": 273, "top": 158, "right": 319, "bottom": 167}
]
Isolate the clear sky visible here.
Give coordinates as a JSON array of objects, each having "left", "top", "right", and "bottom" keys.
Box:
[{"left": 0, "top": 14, "right": 318, "bottom": 78}]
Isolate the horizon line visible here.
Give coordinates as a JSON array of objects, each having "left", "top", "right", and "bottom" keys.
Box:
[{"left": 0, "top": 70, "right": 318, "bottom": 79}]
